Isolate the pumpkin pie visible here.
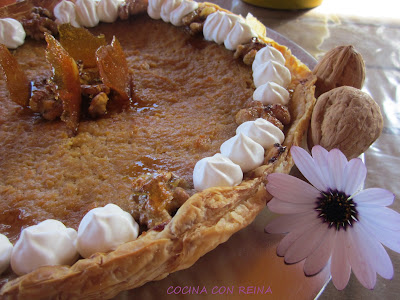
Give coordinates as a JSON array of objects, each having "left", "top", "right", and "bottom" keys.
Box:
[{"left": 0, "top": 0, "right": 316, "bottom": 298}]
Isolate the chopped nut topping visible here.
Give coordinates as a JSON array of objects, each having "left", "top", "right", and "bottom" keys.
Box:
[
  {"left": 130, "top": 172, "right": 190, "bottom": 229},
  {"left": 182, "top": 5, "right": 216, "bottom": 35},
  {"left": 118, "top": 0, "right": 148, "bottom": 20},
  {"left": 235, "top": 100, "right": 290, "bottom": 132},
  {"left": 29, "top": 79, "right": 62, "bottom": 121},
  {"left": 88, "top": 92, "right": 109, "bottom": 118},
  {"left": 242, "top": 49, "right": 257, "bottom": 65},
  {"left": 234, "top": 38, "right": 267, "bottom": 65},
  {"left": 189, "top": 22, "right": 204, "bottom": 35},
  {"left": 21, "top": 7, "right": 58, "bottom": 40},
  {"left": 265, "top": 104, "right": 291, "bottom": 126},
  {"left": 81, "top": 84, "right": 111, "bottom": 97}
]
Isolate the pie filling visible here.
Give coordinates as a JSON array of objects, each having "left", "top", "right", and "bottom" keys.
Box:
[
  {"left": 0, "top": 14, "right": 259, "bottom": 243},
  {"left": 0, "top": 0, "right": 296, "bottom": 283}
]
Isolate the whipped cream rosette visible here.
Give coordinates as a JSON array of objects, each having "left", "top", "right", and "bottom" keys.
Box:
[
  {"left": 76, "top": 204, "right": 139, "bottom": 258},
  {"left": 0, "top": 18, "right": 25, "bottom": 49},
  {"left": 10, "top": 220, "right": 78, "bottom": 276}
]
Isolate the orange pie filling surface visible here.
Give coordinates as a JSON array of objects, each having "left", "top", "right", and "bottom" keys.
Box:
[{"left": 0, "top": 15, "right": 257, "bottom": 243}]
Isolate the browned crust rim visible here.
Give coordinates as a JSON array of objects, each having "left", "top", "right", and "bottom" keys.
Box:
[{"left": 0, "top": 1, "right": 316, "bottom": 299}]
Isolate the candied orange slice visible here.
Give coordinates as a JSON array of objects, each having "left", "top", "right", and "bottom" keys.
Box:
[
  {"left": 58, "top": 23, "right": 107, "bottom": 68},
  {"left": 45, "top": 33, "right": 82, "bottom": 134},
  {"left": 96, "top": 36, "right": 131, "bottom": 105},
  {"left": 0, "top": 44, "right": 30, "bottom": 107}
]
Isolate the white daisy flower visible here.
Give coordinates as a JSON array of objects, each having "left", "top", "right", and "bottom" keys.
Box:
[{"left": 265, "top": 145, "right": 399, "bottom": 290}]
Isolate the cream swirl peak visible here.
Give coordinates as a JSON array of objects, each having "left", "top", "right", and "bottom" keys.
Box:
[
  {"left": 236, "top": 119, "right": 285, "bottom": 149},
  {"left": 224, "top": 19, "right": 257, "bottom": 51},
  {"left": 203, "top": 11, "right": 257, "bottom": 51},
  {"left": 0, "top": 18, "right": 25, "bottom": 49},
  {"left": 252, "top": 45, "right": 286, "bottom": 72},
  {"left": 203, "top": 11, "right": 241, "bottom": 45},
  {"left": 147, "top": 0, "right": 165, "bottom": 19},
  {"left": 253, "top": 81, "right": 290, "bottom": 105},
  {"left": 76, "top": 204, "right": 139, "bottom": 259},
  {"left": 54, "top": 0, "right": 80, "bottom": 27},
  {"left": 10, "top": 220, "right": 78, "bottom": 276},
  {"left": 75, "top": 0, "right": 100, "bottom": 27},
  {"left": 253, "top": 60, "right": 291, "bottom": 88},
  {"left": 220, "top": 133, "right": 265, "bottom": 173},
  {"left": 193, "top": 154, "right": 243, "bottom": 191},
  {"left": 0, "top": 234, "right": 13, "bottom": 275},
  {"left": 97, "top": 0, "right": 123, "bottom": 23},
  {"left": 148, "top": 0, "right": 199, "bottom": 25},
  {"left": 252, "top": 45, "right": 291, "bottom": 104},
  {"left": 170, "top": 0, "right": 199, "bottom": 26},
  {"left": 160, "top": 0, "right": 182, "bottom": 23}
]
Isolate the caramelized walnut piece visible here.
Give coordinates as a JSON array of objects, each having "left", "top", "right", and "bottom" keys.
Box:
[
  {"left": 182, "top": 5, "right": 216, "bottom": 35},
  {"left": 118, "top": 0, "right": 148, "bottom": 20},
  {"left": 235, "top": 100, "right": 289, "bottom": 131},
  {"left": 29, "top": 80, "right": 62, "bottom": 120},
  {"left": 0, "top": 45, "right": 30, "bottom": 107},
  {"left": 81, "top": 84, "right": 110, "bottom": 97},
  {"left": 235, "top": 103, "right": 263, "bottom": 125},
  {"left": 182, "top": 5, "right": 216, "bottom": 25},
  {"left": 264, "top": 104, "right": 291, "bottom": 126},
  {"left": 188, "top": 22, "right": 203, "bottom": 35},
  {"left": 88, "top": 92, "right": 109, "bottom": 118},
  {"left": 77, "top": 61, "right": 101, "bottom": 85},
  {"left": 130, "top": 172, "right": 190, "bottom": 229},
  {"left": 234, "top": 38, "right": 267, "bottom": 65},
  {"left": 21, "top": 7, "right": 57, "bottom": 40}
]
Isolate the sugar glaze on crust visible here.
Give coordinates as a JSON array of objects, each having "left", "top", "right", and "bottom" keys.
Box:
[{"left": 0, "top": 1, "right": 316, "bottom": 298}]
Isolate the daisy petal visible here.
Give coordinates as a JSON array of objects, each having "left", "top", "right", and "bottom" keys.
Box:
[
  {"left": 358, "top": 222, "right": 394, "bottom": 279},
  {"left": 311, "top": 146, "right": 333, "bottom": 188},
  {"left": 266, "top": 173, "right": 321, "bottom": 204},
  {"left": 327, "top": 148, "right": 348, "bottom": 192},
  {"left": 276, "top": 217, "right": 321, "bottom": 256},
  {"left": 331, "top": 229, "right": 351, "bottom": 290},
  {"left": 362, "top": 220, "right": 400, "bottom": 253},
  {"left": 267, "top": 198, "right": 316, "bottom": 214},
  {"left": 284, "top": 222, "right": 329, "bottom": 264},
  {"left": 358, "top": 206, "right": 400, "bottom": 231},
  {"left": 303, "top": 228, "right": 336, "bottom": 276},
  {"left": 353, "top": 188, "right": 395, "bottom": 207},
  {"left": 265, "top": 211, "right": 317, "bottom": 234},
  {"left": 347, "top": 224, "right": 376, "bottom": 289},
  {"left": 343, "top": 158, "right": 366, "bottom": 196},
  {"left": 291, "top": 146, "right": 327, "bottom": 191}
]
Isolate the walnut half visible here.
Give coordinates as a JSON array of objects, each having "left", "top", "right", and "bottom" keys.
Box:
[{"left": 309, "top": 86, "right": 383, "bottom": 159}]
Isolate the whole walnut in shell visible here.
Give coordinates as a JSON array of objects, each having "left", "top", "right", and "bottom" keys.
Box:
[
  {"left": 309, "top": 86, "right": 383, "bottom": 159},
  {"left": 313, "top": 45, "right": 366, "bottom": 97}
]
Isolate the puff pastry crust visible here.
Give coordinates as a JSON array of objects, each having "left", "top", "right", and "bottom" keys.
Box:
[{"left": 0, "top": 1, "right": 316, "bottom": 299}]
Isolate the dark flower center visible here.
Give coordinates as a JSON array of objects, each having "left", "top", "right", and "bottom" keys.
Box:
[{"left": 315, "top": 189, "right": 358, "bottom": 231}]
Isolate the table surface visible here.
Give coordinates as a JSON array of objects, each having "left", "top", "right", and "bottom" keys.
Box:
[{"left": 208, "top": 0, "right": 400, "bottom": 299}]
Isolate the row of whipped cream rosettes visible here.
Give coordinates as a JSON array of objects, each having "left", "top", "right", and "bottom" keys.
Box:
[
  {"left": 0, "top": 0, "right": 291, "bottom": 109},
  {"left": 0, "top": 204, "right": 140, "bottom": 276},
  {"left": 0, "top": 0, "right": 293, "bottom": 275},
  {"left": 147, "top": 0, "right": 292, "bottom": 191},
  {"left": 0, "top": 0, "right": 148, "bottom": 48}
]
